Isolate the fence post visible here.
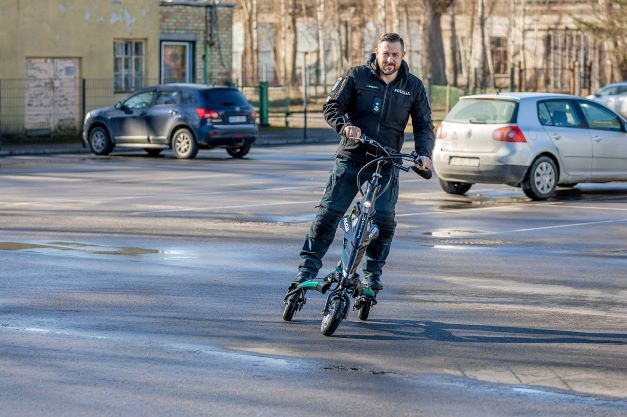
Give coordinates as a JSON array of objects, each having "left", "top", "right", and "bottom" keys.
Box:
[
  {"left": 80, "top": 79, "right": 86, "bottom": 144},
  {"left": 517, "top": 63, "right": 523, "bottom": 92},
  {"left": 303, "top": 63, "right": 308, "bottom": 140},
  {"left": 509, "top": 66, "right": 515, "bottom": 92},
  {"left": 259, "top": 81, "right": 269, "bottom": 127},
  {"left": 427, "top": 76, "right": 432, "bottom": 101},
  {"left": 446, "top": 84, "right": 450, "bottom": 112},
  {"left": 0, "top": 79, "right": 2, "bottom": 145},
  {"left": 284, "top": 85, "right": 290, "bottom": 128}
]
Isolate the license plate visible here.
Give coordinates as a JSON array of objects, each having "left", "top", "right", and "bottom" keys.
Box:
[
  {"left": 450, "top": 157, "right": 480, "bottom": 167},
  {"left": 228, "top": 115, "right": 247, "bottom": 123}
]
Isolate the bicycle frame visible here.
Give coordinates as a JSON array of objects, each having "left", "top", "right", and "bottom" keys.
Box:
[{"left": 283, "top": 134, "right": 432, "bottom": 333}]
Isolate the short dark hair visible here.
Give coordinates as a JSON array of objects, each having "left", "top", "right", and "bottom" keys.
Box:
[{"left": 379, "top": 33, "right": 404, "bottom": 51}]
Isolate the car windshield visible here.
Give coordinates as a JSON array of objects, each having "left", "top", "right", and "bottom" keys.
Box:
[
  {"left": 201, "top": 89, "right": 249, "bottom": 106},
  {"left": 445, "top": 98, "right": 517, "bottom": 124}
]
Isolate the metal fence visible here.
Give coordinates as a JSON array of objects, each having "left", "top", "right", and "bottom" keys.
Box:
[{"left": 0, "top": 66, "right": 607, "bottom": 139}]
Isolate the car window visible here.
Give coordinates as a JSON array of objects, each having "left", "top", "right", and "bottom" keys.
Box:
[
  {"left": 595, "top": 86, "right": 614, "bottom": 96},
  {"left": 155, "top": 90, "right": 181, "bottom": 105},
  {"left": 445, "top": 99, "right": 517, "bottom": 124},
  {"left": 616, "top": 86, "right": 627, "bottom": 95},
  {"left": 537, "top": 100, "right": 582, "bottom": 128},
  {"left": 579, "top": 101, "right": 623, "bottom": 132},
  {"left": 124, "top": 91, "right": 154, "bottom": 109},
  {"left": 201, "top": 89, "right": 249, "bottom": 106}
]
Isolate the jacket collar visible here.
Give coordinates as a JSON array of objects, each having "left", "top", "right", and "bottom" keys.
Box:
[{"left": 367, "top": 53, "right": 408, "bottom": 82}]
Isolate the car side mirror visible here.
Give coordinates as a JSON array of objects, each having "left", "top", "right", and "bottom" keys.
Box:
[{"left": 114, "top": 101, "right": 124, "bottom": 110}]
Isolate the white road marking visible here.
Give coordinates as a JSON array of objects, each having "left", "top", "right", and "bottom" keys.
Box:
[{"left": 131, "top": 200, "right": 321, "bottom": 215}]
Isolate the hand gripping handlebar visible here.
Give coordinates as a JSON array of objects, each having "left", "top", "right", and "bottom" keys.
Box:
[{"left": 354, "top": 135, "right": 432, "bottom": 180}]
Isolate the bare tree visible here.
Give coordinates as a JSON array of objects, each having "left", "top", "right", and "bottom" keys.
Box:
[
  {"left": 241, "top": 0, "right": 259, "bottom": 84},
  {"left": 448, "top": 0, "right": 459, "bottom": 86},
  {"left": 572, "top": 0, "right": 627, "bottom": 80},
  {"left": 421, "top": 0, "right": 454, "bottom": 85},
  {"left": 316, "top": 0, "right": 327, "bottom": 87}
]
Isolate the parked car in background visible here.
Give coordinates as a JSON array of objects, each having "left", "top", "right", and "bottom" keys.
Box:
[
  {"left": 587, "top": 82, "right": 627, "bottom": 118},
  {"left": 433, "top": 93, "right": 627, "bottom": 200},
  {"left": 83, "top": 84, "right": 258, "bottom": 159}
]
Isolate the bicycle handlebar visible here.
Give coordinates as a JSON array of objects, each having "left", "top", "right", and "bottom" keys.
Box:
[{"left": 353, "top": 135, "right": 432, "bottom": 180}]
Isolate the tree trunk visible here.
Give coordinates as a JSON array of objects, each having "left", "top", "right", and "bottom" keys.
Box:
[
  {"left": 377, "top": 0, "right": 387, "bottom": 34},
  {"left": 286, "top": 0, "right": 298, "bottom": 86},
  {"left": 272, "top": 0, "right": 286, "bottom": 84},
  {"left": 478, "top": 0, "right": 488, "bottom": 89},
  {"left": 316, "top": 0, "right": 326, "bottom": 87},
  {"left": 422, "top": 0, "right": 452, "bottom": 85},
  {"left": 449, "top": 0, "right": 458, "bottom": 86}
]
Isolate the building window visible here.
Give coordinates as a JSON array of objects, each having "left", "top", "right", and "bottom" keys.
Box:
[
  {"left": 490, "top": 37, "right": 508, "bottom": 75},
  {"left": 161, "top": 42, "right": 193, "bottom": 84},
  {"left": 114, "top": 40, "right": 145, "bottom": 93}
]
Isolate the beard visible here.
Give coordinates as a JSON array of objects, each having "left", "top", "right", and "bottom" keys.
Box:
[{"left": 379, "top": 61, "right": 398, "bottom": 76}]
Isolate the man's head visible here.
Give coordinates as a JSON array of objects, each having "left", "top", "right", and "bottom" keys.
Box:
[{"left": 375, "top": 33, "right": 405, "bottom": 76}]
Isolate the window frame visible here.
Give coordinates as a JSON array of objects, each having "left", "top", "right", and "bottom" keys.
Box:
[
  {"left": 160, "top": 41, "right": 194, "bottom": 84},
  {"left": 114, "top": 39, "right": 145, "bottom": 93},
  {"left": 536, "top": 99, "right": 586, "bottom": 129},
  {"left": 577, "top": 100, "right": 625, "bottom": 132}
]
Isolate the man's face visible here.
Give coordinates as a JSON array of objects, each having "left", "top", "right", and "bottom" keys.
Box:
[{"left": 375, "top": 41, "right": 404, "bottom": 76}]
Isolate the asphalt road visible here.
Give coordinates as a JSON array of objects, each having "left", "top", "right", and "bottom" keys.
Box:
[{"left": 1, "top": 144, "right": 626, "bottom": 416}]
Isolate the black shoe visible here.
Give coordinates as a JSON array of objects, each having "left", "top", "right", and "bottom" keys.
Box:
[
  {"left": 362, "top": 275, "right": 383, "bottom": 291},
  {"left": 287, "top": 271, "right": 316, "bottom": 291}
]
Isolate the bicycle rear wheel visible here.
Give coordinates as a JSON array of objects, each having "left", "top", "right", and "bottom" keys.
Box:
[{"left": 358, "top": 301, "right": 371, "bottom": 321}]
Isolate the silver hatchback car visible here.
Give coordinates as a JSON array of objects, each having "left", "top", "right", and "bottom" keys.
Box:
[{"left": 433, "top": 93, "right": 627, "bottom": 200}]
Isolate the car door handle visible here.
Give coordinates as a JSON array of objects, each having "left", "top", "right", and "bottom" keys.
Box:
[
  {"left": 550, "top": 133, "right": 561, "bottom": 140},
  {"left": 169, "top": 110, "right": 178, "bottom": 115},
  {"left": 593, "top": 135, "right": 602, "bottom": 142}
]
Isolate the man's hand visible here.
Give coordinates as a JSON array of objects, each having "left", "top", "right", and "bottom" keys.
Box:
[
  {"left": 342, "top": 125, "right": 361, "bottom": 140},
  {"left": 416, "top": 155, "right": 433, "bottom": 170}
]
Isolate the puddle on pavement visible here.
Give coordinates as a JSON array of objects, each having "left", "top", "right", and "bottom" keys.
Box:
[
  {"left": 423, "top": 230, "right": 484, "bottom": 238},
  {"left": 261, "top": 213, "right": 315, "bottom": 224},
  {"left": 0, "top": 241, "right": 158, "bottom": 257}
]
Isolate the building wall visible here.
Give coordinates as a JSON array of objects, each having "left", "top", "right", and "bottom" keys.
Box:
[
  {"left": 0, "top": 0, "right": 160, "bottom": 80},
  {"left": 160, "top": 1, "right": 234, "bottom": 85}
]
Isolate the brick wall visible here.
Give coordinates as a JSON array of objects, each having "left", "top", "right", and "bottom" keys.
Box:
[{"left": 160, "top": 2, "right": 234, "bottom": 85}]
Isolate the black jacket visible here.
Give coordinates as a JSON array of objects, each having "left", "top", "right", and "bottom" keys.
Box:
[{"left": 323, "top": 54, "right": 435, "bottom": 162}]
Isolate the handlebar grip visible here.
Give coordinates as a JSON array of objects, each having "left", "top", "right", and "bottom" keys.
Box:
[{"left": 410, "top": 165, "right": 433, "bottom": 180}]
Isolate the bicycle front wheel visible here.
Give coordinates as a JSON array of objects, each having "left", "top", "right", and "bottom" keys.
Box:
[{"left": 321, "top": 297, "right": 345, "bottom": 336}]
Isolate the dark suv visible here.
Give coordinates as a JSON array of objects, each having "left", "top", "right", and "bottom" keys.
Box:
[{"left": 83, "top": 84, "right": 258, "bottom": 159}]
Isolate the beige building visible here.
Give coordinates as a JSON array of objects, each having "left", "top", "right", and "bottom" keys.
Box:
[{"left": 0, "top": 0, "right": 160, "bottom": 136}]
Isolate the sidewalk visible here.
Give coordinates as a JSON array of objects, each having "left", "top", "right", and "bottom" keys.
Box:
[{"left": 0, "top": 127, "right": 339, "bottom": 157}]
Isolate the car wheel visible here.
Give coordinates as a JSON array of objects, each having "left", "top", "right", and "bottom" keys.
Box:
[
  {"left": 88, "top": 126, "right": 113, "bottom": 155},
  {"left": 522, "top": 156, "right": 557, "bottom": 200},
  {"left": 144, "top": 148, "right": 162, "bottom": 157},
  {"left": 438, "top": 179, "right": 473, "bottom": 195},
  {"left": 171, "top": 128, "right": 198, "bottom": 159},
  {"left": 226, "top": 143, "right": 251, "bottom": 158}
]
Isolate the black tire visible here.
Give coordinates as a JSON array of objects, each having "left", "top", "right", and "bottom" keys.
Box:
[
  {"left": 282, "top": 292, "right": 299, "bottom": 321},
  {"left": 321, "top": 297, "right": 345, "bottom": 336},
  {"left": 226, "top": 143, "right": 251, "bottom": 158},
  {"left": 438, "top": 179, "right": 473, "bottom": 195},
  {"left": 144, "top": 148, "right": 162, "bottom": 157},
  {"left": 522, "top": 156, "right": 557, "bottom": 201},
  {"left": 171, "top": 128, "right": 198, "bottom": 159},
  {"left": 358, "top": 301, "right": 371, "bottom": 321},
  {"left": 88, "top": 126, "right": 113, "bottom": 156}
]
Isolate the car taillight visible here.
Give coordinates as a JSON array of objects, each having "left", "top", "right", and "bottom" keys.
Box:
[
  {"left": 195, "top": 108, "right": 219, "bottom": 119},
  {"left": 436, "top": 124, "right": 447, "bottom": 140},
  {"left": 492, "top": 126, "right": 526, "bottom": 142}
]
